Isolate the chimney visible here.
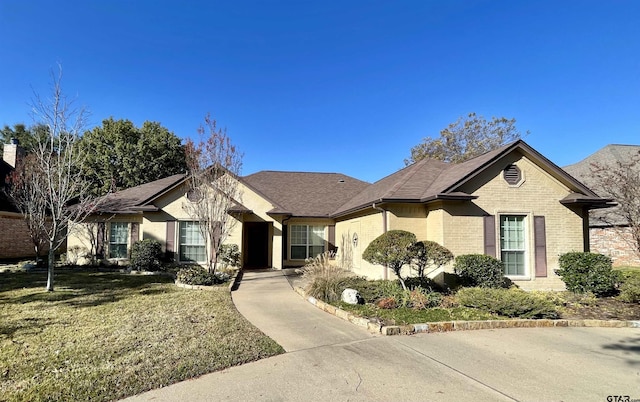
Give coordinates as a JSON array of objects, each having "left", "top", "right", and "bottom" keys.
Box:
[{"left": 3, "top": 138, "right": 23, "bottom": 169}]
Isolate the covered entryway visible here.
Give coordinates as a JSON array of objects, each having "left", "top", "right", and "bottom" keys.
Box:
[{"left": 243, "top": 222, "right": 270, "bottom": 268}]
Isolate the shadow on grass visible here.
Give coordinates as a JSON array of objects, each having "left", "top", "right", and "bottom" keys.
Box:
[
  {"left": 0, "top": 317, "right": 52, "bottom": 340},
  {"left": 0, "top": 271, "right": 176, "bottom": 308}
]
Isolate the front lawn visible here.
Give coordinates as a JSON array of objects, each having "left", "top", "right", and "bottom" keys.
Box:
[{"left": 0, "top": 271, "right": 284, "bottom": 402}]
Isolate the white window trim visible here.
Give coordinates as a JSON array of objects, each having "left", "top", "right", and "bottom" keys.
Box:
[
  {"left": 108, "top": 222, "right": 129, "bottom": 260},
  {"left": 289, "top": 224, "right": 326, "bottom": 260},
  {"left": 178, "top": 221, "right": 208, "bottom": 264},
  {"left": 496, "top": 212, "right": 534, "bottom": 280}
]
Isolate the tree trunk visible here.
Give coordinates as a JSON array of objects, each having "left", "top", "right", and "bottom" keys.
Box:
[{"left": 46, "top": 246, "right": 55, "bottom": 292}]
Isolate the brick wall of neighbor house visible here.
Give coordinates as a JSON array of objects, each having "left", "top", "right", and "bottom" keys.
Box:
[
  {"left": 386, "top": 204, "right": 428, "bottom": 240},
  {"left": 0, "top": 214, "right": 45, "bottom": 259},
  {"left": 590, "top": 226, "right": 640, "bottom": 267},
  {"left": 448, "top": 154, "right": 582, "bottom": 291}
]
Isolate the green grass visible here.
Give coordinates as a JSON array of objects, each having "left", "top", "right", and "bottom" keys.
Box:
[
  {"left": 0, "top": 271, "right": 284, "bottom": 402},
  {"left": 615, "top": 265, "right": 640, "bottom": 272},
  {"left": 335, "top": 302, "right": 498, "bottom": 325}
]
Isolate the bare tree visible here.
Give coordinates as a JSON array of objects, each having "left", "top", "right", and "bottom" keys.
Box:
[
  {"left": 28, "top": 66, "right": 97, "bottom": 291},
  {"left": 590, "top": 151, "right": 640, "bottom": 258},
  {"left": 5, "top": 153, "right": 48, "bottom": 263},
  {"left": 183, "top": 113, "right": 243, "bottom": 274}
]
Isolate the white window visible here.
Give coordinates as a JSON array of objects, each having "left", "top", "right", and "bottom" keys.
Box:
[
  {"left": 179, "top": 221, "right": 206, "bottom": 262},
  {"left": 500, "top": 215, "right": 526, "bottom": 276},
  {"left": 109, "top": 222, "right": 129, "bottom": 259},
  {"left": 290, "top": 225, "right": 325, "bottom": 260}
]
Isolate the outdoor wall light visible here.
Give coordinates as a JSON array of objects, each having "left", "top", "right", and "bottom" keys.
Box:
[{"left": 352, "top": 233, "right": 358, "bottom": 247}]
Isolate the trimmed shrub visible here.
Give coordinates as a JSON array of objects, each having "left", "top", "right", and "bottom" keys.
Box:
[
  {"left": 218, "top": 244, "right": 241, "bottom": 269},
  {"left": 411, "top": 240, "right": 453, "bottom": 278},
  {"left": 362, "top": 230, "right": 417, "bottom": 289},
  {"left": 555, "top": 252, "right": 621, "bottom": 297},
  {"left": 176, "top": 265, "right": 230, "bottom": 286},
  {"left": 130, "top": 239, "right": 163, "bottom": 271},
  {"left": 617, "top": 270, "right": 640, "bottom": 303},
  {"left": 453, "top": 254, "right": 505, "bottom": 288},
  {"left": 456, "top": 287, "right": 559, "bottom": 319},
  {"left": 303, "top": 251, "right": 351, "bottom": 303},
  {"left": 341, "top": 277, "right": 394, "bottom": 303}
]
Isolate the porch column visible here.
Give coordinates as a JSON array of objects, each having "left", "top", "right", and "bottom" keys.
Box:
[{"left": 272, "top": 221, "right": 283, "bottom": 269}]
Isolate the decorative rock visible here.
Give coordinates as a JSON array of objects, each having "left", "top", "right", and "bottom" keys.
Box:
[{"left": 341, "top": 288, "right": 362, "bottom": 305}]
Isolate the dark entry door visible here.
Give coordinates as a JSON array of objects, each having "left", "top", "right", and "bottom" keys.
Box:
[{"left": 244, "top": 222, "right": 269, "bottom": 268}]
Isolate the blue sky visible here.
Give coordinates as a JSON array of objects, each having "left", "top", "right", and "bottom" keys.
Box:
[{"left": 1, "top": 1, "right": 639, "bottom": 183}]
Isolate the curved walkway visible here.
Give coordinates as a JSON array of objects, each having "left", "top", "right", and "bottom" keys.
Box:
[
  {"left": 231, "top": 269, "right": 373, "bottom": 351},
  {"left": 123, "top": 270, "right": 639, "bottom": 401}
]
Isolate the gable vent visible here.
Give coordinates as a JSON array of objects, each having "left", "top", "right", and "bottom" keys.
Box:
[{"left": 503, "top": 164, "right": 521, "bottom": 185}]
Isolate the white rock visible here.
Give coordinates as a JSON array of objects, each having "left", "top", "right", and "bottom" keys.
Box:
[{"left": 341, "top": 288, "right": 361, "bottom": 305}]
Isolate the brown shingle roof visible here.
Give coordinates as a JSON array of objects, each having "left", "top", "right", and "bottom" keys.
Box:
[
  {"left": 241, "top": 171, "right": 370, "bottom": 217},
  {"left": 95, "top": 174, "right": 187, "bottom": 214},
  {"left": 333, "top": 140, "right": 610, "bottom": 217}
]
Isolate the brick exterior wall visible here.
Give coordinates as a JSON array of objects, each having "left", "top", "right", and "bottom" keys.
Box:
[
  {"left": 0, "top": 214, "right": 49, "bottom": 259},
  {"left": 590, "top": 226, "right": 640, "bottom": 267}
]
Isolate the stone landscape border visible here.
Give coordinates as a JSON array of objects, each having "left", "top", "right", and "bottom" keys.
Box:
[{"left": 292, "top": 286, "right": 640, "bottom": 336}]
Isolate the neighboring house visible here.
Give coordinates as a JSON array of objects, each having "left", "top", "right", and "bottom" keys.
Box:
[
  {"left": 0, "top": 139, "right": 49, "bottom": 260},
  {"left": 67, "top": 140, "right": 611, "bottom": 290},
  {"left": 563, "top": 144, "right": 640, "bottom": 267}
]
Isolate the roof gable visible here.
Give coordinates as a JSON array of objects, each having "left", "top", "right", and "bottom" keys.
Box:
[
  {"left": 333, "top": 140, "right": 607, "bottom": 217},
  {"left": 95, "top": 174, "right": 187, "bottom": 214}
]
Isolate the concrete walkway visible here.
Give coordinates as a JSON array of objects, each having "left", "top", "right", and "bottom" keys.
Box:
[
  {"left": 231, "top": 269, "right": 374, "bottom": 351},
  {"left": 124, "top": 270, "right": 640, "bottom": 401}
]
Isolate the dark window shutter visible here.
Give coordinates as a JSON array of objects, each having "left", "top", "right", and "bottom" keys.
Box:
[
  {"left": 282, "top": 224, "right": 288, "bottom": 260},
  {"left": 328, "top": 225, "right": 336, "bottom": 259},
  {"left": 534, "top": 216, "right": 547, "bottom": 277},
  {"left": 130, "top": 222, "right": 139, "bottom": 247},
  {"left": 96, "top": 222, "right": 105, "bottom": 259},
  {"left": 166, "top": 221, "right": 176, "bottom": 261},
  {"left": 483, "top": 215, "right": 496, "bottom": 257}
]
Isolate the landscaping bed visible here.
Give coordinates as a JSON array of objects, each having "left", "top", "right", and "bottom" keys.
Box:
[{"left": 0, "top": 271, "right": 284, "bottom": 402}]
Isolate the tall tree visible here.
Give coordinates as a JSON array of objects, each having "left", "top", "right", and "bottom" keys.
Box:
[
  {"left": 79, "top": 118, "right": 186, "bottom": 196},
  {"left": 405, "top": 112, "right": 527, "bottom": 165},
  {"left": 27, "top": 66, "right": 98, "bottom": 291},
  {"left": 183, "top": 113, "right": 243, "bottom": 274},
  {"left": 590, "top": 151, "right": 640, "bottom": 259}
]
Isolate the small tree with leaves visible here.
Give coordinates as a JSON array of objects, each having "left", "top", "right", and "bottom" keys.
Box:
[
  {"left": 406, "top": 112, "right": 527, "bottom": 165},
  {"left": 24, "top": 66, "right": 98, "bottom": 291},
  {"left": 590, "top": 151, "right": 640, "bottom": 259},
  {"left": 183, "top": 113, "right": 243, "bottom": 274},
  {"left": 410, "top": 240, "right": 454, "bottom": 278},
  {"left": 362, "top": 230, "right": 417, "bottom": 290}
]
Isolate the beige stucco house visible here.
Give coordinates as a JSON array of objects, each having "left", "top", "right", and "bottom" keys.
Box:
[{"left": 67, "top": 140, "right": 611, "bottom": 290}]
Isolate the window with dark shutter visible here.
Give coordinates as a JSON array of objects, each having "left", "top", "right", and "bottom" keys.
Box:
[
  {"left": 503, "top": 164, "right": 521, "bottom": 185},
  {"left": 483, "top": 215, "right": 496, "bottom": 257}
]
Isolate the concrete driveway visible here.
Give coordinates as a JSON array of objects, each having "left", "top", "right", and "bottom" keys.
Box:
[{"left": 124, "top": 270, "right": 640, "bottom": 402}]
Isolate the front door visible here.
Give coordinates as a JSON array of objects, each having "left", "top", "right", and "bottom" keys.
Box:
[{"left": 244, "top": 222, "right": 270, "bottom": 268}]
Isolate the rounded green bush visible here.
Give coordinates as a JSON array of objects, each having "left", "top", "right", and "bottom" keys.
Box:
[
  {"left": 453, "top": 254, "right": 506, "bottom": 288},
  {"left": 555, "top": 252, "right": 621, "bottom": 297},
  {"left": 362, "top": 230, "right": 417, "bottom": 288},
  {"left": 617, "top": 270, "right": 640, "bottom": 303},
  {"left": 176, "top": 266, "right": 230, "bottom": 286},
  {"left": 130, "top": 239, "right": 163, "bottom": 271}
]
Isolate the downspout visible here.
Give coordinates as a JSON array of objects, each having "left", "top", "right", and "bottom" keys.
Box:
[{"left": 372, "top": 202, "right": 388, "bottom": 280}]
